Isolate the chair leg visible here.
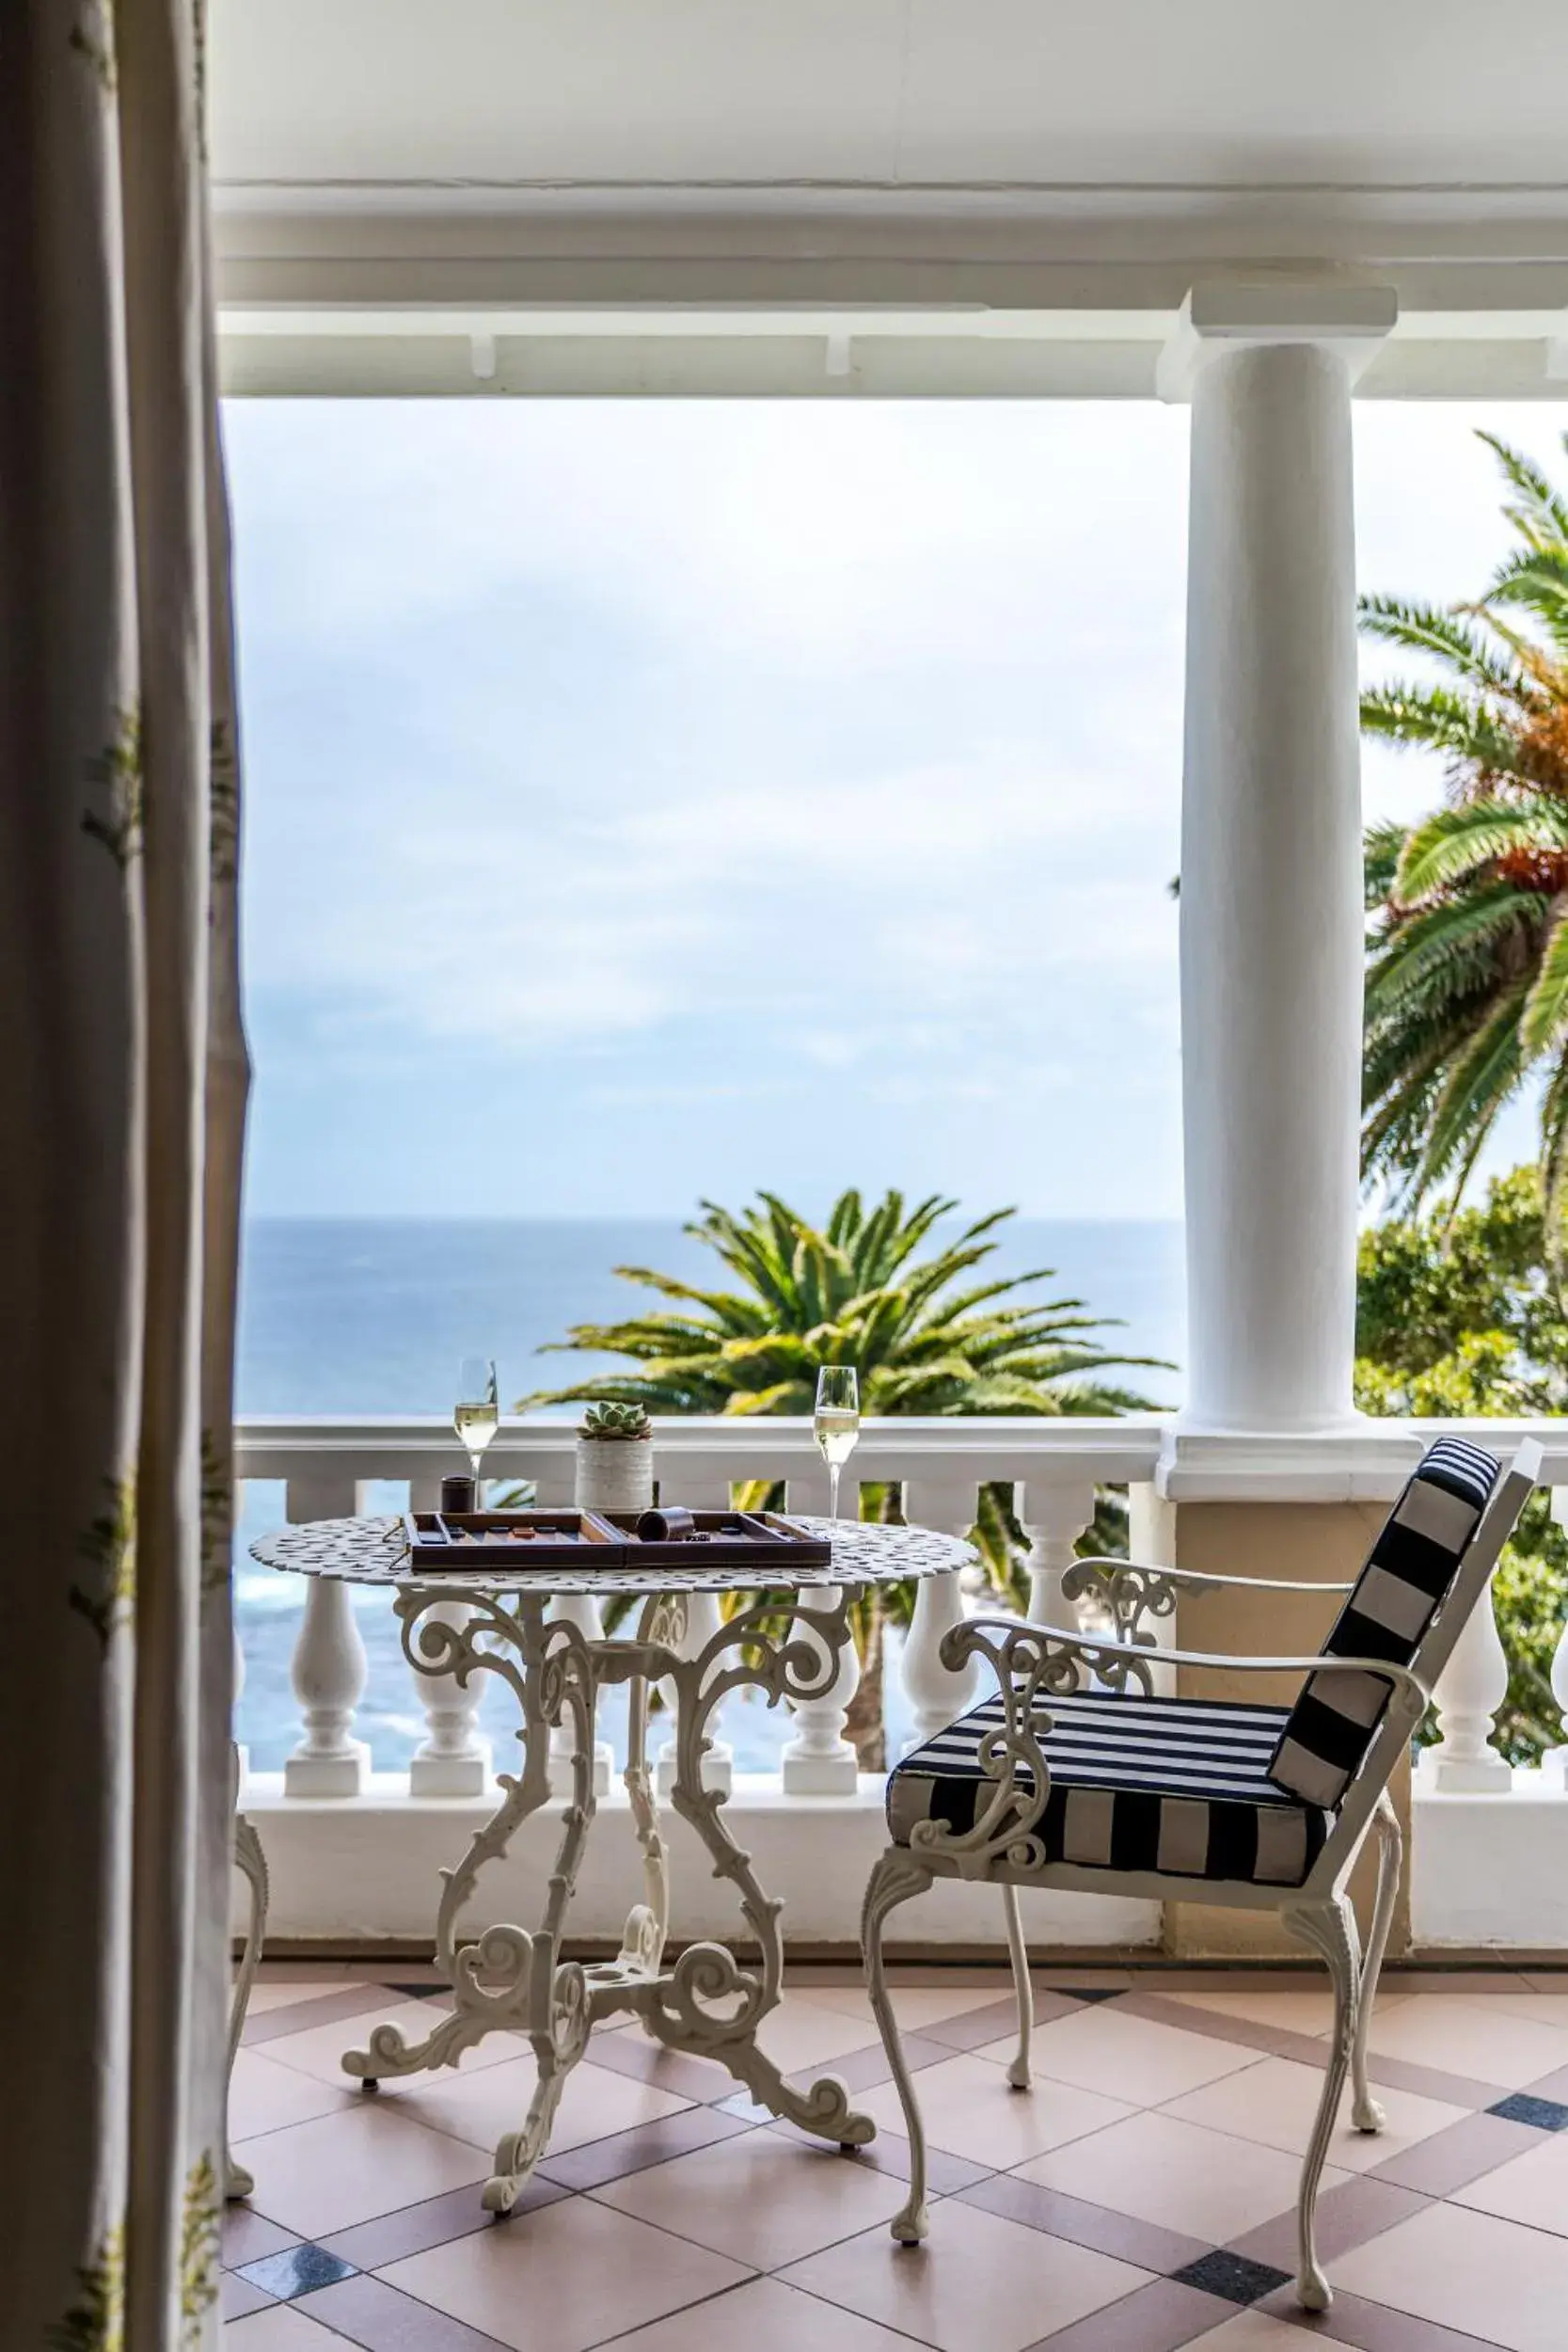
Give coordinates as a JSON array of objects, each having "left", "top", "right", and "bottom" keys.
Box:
[
  {"left": 1352, "top": 1791, "right": 1402, "bottom": 2134},
  {"left": 1001, "top": 1883, "right": 1032, "bottom": 2089},
  {"left": 862, "top": 1846, "right": 936, "bottom": 2244},
  {"left": 1285, "top": 1893, "right": 1361, "bottom": 2313}
]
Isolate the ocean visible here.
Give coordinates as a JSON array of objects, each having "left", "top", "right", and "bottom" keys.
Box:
[{"left": 234, "top": 1216, "right": 1185, "bottom": 1772}]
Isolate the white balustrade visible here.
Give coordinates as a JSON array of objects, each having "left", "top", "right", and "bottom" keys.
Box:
[
  {"left": 899, "top": 1479, "right": 983, "bottom": 1751},
  {"left": 406, "top": 1475, "right": 493, "bottom": 1798},
  {"left": 283, "top": 1473, "right": 372, "bottom": 1797},
  {"left": 1022, "top": 1475, "right": 1098, "bottom": 1628},
  {"left": 781, "top": 1476, "right": 862, "bottom": 1794},
  {"left": 1416, "top": 1558, "right": 1513, "bottom": 1794},
  {"left": 549, "top": 1591, "right": 613, "bottom": 1798},
  {"left": 656, "top": 1472, "right": 735, "bottom": 1796}
]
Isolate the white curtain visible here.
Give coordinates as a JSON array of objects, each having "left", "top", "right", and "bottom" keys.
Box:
[{"left": 0, "top": 2, "right": 250, "bottom": 2344}]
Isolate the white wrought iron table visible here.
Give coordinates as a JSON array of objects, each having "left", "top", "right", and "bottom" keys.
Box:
[{"left": 248, "top": 1513, "right": 972, "bottom": 2213}]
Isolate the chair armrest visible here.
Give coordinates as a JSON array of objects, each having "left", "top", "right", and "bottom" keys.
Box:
[
  {"left": 1066, "top": 1555, "right": 1354, "bottom": 1597},
  {"left": 1062, "top": 1555, "right": 1354, "bottom": 1647},
  {"left": 946, "top": 1613, "right": 1431, "bottom": 1712}
]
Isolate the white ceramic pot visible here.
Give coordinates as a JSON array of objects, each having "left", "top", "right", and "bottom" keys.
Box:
[{"left": 574, "top": 1435, "right": 655, "bottom": 1516}]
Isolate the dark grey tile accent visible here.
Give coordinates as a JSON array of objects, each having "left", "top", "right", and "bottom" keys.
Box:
[
  {"left": 383, "top": 1981, "right": 453, "bottom": 2001},
  {"left": 538, "top": 2103, "right": 754, "bottom": 2191},
  {"left": 222, "top": 2272, "right": 277, "bottom": 2321},
  {"left": 1256, "top": 2281, "right": 1513, "bottom": 2351},
  {"left": 243, "top": 1983, "right": 397, "bottom": 2047},
  {"left": 921, "top": 1991, "right": 1082, "bottom": 2051},
  {"left": 579, "top": 2027, "right": 729, "bottom": 2102},
  {"left": 1065, "top": 1988, "right": 1125, "bottom": 2004},
  {"left": 958, "top": 2170, "right": 1209, "bottom": 2276},
  {"left": 237, "top": 2243, "right": 358, "bottom": 2301},
  {"left": 1488, "top": 2090, "right": 1568, "bottom": 2130},
  {"left": 1368, "top": 2111, "right": 1544, "bottom": 2198},
  {"left": 765, "top": 2117, "right": 992, "bottom": 2195},
  {"left": 318, "top": 2177, "right": 565, "bottom": 2270},
  {"left": 784, "top": 2033, "right": 950, "bottom": 2096},
  {"left": 1170, "top": 2249, "right": 1291, "bottom": 2306},
  {"left": 1226, "top": 2178, "right": 1428, "bottom": 2274},
  {"left": 222, "top": 2205, "right": 301, "bottom": 2268},
  {"left": 1516, "top": 2061, "right": 1568, "bottom": 2105},
  {"left": 1023, "top": 2278, "right": 1237, "bottom": 2352},
  {"left": 295, "top": 2273, "right": 515, "bottom": 2352}
]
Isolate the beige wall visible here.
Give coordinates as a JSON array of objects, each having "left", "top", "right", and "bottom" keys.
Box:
[{"left": 1139, "top": 1497, "right": 1403, "bottom": 1959}]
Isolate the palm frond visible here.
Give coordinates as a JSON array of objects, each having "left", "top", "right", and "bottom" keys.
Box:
[{"left": 1357, "top": 594, "right": 1529, "bottom": 697}]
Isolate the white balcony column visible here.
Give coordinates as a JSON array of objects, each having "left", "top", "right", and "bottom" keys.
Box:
[
  {"left": 1161, "top": 283, "right": 1397, "bottom": 1435},
  {"left": 407, "top": 1475, "right": 492, "bottom": 1799},
  {"left": 549, "top": 1592, "right": 613, "bottom": 1798},
  {"left": 1416, "top": 1560, "right": 1513, "bottom": 1793},
  {"left": 900, "top": 1479, "right": 983, "bottom": 1751},
  {"left": 283, "top": 1474, "right": 371, "bottom": 1797},
  {"left": 1022, "top": 1475, "right": 1098, "bottom": 1628},
  {"left": 656, "top": 1474, "right": 734, "bottom": 1797},
  {"left": 1541, "top": 1488, "right": 1568, "bottom": 1787}
]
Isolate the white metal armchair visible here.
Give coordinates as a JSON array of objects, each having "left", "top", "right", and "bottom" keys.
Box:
[{"left": 863, "top": 1436, "right": 1540, "bottom": 2312}]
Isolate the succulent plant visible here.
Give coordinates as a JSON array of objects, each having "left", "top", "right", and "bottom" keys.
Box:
[{"left": 578, "top": 1400, "right": 652, "bottom": 1440}]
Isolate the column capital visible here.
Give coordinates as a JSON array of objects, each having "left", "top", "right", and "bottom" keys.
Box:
[{"left": 1157, "top": 280, "right": 1398, "bottom": 403}]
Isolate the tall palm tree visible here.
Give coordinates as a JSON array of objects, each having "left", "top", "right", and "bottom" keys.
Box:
[
  {"left": 527, "top": 1188, "right": 1164, "bottom": 1765},
  {"left": 1361, "top": 432, "right": 1568, "bottom": 1265}
]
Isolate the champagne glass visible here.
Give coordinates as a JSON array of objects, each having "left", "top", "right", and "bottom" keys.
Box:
[
  {"left": 814, "top": 1365, "right": 860, "bottom": 1524},
  {"left": 454, "top": 1358, "right": 499, "bottom": 1515}
]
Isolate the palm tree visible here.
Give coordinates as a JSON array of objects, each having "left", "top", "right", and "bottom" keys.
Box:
[
  {"left": 526, "top": 1188, "right": 1164, "bottom": 1766},
  {"left": 1361, "top": 432, "right": 1568, "bottom": 1266}
]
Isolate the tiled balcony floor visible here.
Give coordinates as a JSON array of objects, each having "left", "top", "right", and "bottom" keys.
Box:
[{"left": 226, "top": 1963, "right": 1568, "bottom": 2352}]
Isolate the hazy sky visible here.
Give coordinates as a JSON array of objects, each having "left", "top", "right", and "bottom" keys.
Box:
[{"left": 228, "top": 396, "right": 1564, "bottom": 1222}]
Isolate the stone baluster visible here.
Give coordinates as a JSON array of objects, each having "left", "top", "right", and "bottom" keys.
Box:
[
  {"left": 284, "top": 1473, "right": 371, "bottom": 1797},
  {"left": 549, "top": 1591, "right": 613, "bottom": 1798},
  {"left": 1542, "top": 1490, "right": 1568, "bottom": 1788},
  {"left": 781, "top": 1471, "right": 862, "bottom": 1794},
  {"left": 1415, "top": 1556, "right": 1513, "bottom": 1793},
  {"left": 656, "top": 1471, "right": 734, "bottom": 1796},
  {"left": 406, "top": 1475, "right": 492, "bottom": 1798},
  {"left": 1021, "top": 1476, "right": 1098, "bottom": 1629},
  {"left": 899, "top": 1478, "right": 982, "bottom": 1752}
]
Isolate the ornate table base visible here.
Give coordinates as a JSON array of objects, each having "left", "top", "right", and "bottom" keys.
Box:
[{"left": 342, "top": 1583, "right": 876, "bottom": 2212}]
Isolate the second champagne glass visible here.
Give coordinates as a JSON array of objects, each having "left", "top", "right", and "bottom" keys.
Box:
[
  {"left": 814, "top": 1365, "right": 861, "bottom": 1523},
  {"left": 454, "top": 1357, "right": 499, "bottom": 1514}
]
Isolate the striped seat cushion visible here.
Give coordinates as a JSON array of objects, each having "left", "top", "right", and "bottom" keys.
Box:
[
  {"left": 1267, "top": 1437, "right": 1502, "bottom": 1809},
  {"left": 887, "top": 1689, "right": 1333, "bottom": 1887}
]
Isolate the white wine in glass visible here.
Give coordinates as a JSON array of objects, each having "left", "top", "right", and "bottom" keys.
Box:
[
  {"left": 454, "top": 1357, "right": 499, "bottom": 1512},
  {"left": 814, "top": 1365, "right": 860, "bottom": 1523}
]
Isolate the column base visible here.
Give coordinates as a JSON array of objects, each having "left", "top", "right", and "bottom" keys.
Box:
[
  {"left": 780, "top": 1745, "right": 859, "bottom": 1796},
  {"left": 409, "top": 1741, "right": 493, "bottom": 1799},
  {"left": 283, "top": 1740, "right": 371, "bottom": 1799},
  {"left": 1540, "top": 1744, "right": 1568, "bottom": 1789}
]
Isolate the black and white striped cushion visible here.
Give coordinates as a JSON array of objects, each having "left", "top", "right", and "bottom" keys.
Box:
[
  {"left": 1266, "top": 1437, "right": 1502, "bottom": 1809},
  {"left": 887, "top": 1689, "right": 1333, "bottom": 1887}
]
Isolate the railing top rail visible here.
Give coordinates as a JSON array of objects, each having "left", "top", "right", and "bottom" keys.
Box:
[
  {"left": 233, "top": 1412, "right": 1568, "bottom": 1501},
  {"left": 234, "top": 1412, "right": 1165, "bottom": 1485}
]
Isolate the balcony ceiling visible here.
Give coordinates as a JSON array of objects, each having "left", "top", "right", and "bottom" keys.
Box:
[
  {"left": 210, "top": 0, "right": 1568, "bottom": 397},
  {"left": 213, "top": 0, "right": 1568, "bottom": 196}
]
